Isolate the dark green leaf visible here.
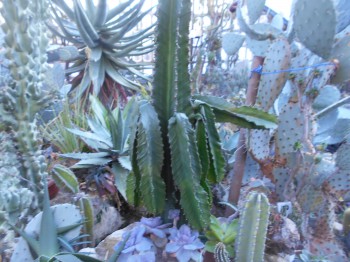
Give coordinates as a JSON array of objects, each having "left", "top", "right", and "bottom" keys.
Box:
[
  {"left": 168, "top": 113, "right": 210, "bottom": 230},
  {"left": 136, "top": 102, "right": 165, "bottom": 213}
]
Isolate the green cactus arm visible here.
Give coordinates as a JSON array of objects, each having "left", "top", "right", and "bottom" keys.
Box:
[
  {"left": 136, "top": 102, "right": 166, "bottom": 214},
  {"left": 168, "top": 113, "right": 211, "bottom": 230},
  {"left": 152, "top": 0, "right": 179, "bottom": 131},
  {"left": 176, "top": 0, "right": 192, "bottom": 115}
]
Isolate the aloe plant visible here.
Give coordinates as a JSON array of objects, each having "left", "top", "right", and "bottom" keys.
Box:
[
  {"left": 126, "top": 0, "right": 277, "bottom": 231},
  {"left": 62, "top": 95, "right": 138, "bottom": 200},
  {"left": 49, "top": 0, "right": 155, "bottom": 105}
]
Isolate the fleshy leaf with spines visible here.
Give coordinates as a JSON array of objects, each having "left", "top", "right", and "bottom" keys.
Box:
[
  {"left": 168, "top": 113, "right": 210, "bottom": 230},
  {"left": 136, "top": 102, "right": 166, "bottom": 214}
]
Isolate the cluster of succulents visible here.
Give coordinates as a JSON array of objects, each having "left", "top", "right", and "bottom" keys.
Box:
[{"left": 114, "top": 213, "right": 205, "bottom": 262}]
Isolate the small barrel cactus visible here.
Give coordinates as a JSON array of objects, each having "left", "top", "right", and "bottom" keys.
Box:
[{"left": 214, "top": 242, "right": 230, "bottom": 262}]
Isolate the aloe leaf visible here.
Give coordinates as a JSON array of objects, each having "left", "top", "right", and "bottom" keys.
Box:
[
  {"left": 51, "top": 0, "right": 75, "bottom": 20},
  {"left": 136, "top": 102, "right": 165, "bottom": 213},
  {"left": 108, "top": 109, "right": 124, "bottom": 151},
  {"left": 39, "top": 178, "right": 59, "bottom": 257},
  {"left": 89, "top": 95, "right": 108, "bottom": 126},
  {"left": 66, "top": 128, "right": 112, "bottom": 147},
  {"left": 52, "top": 164, "right": 79, "bottom": 194},
  {"left": 73, "top": 0, "right": 99, "bottom": 48},
  {"left": 200, "top": 105, "right": 226, "bottom": 183},
  {"left": 85, "top": 0, "right": 95, "bottom": 20},
  {"left": 105, "top": 61, "right": 141, "bottom": 91},
  {"left": 93, "top": 0, "right": 108, "bottom": 27},
  {"left": 61, "top": 152, "right": 109, "bottom": 159},
  {"left": 78, "top": 197, "right": 94, "bottom": 246},
  {"left": 90, "top": 47, "right": 102, "bottom": 62},
  {"left": 168, "top": 113, "right": 210, "bottom": 230},
  {"left": 112, "top": 162, "right": 129, "bottom": 200},
  {"left": 71, "top": 157, "right": 112, "bottom": 168},
  {"left": 106, "top": 0, "right": 135, "bottom": 22},
  {"left": 110, "top": 5, "right": 152, "bottom": 43},
  {"left": 88, "top": 60, "right": 105, "bottom": 95},
  {"left": 57, "top": 237, "right": 75, "bottom": 253}
]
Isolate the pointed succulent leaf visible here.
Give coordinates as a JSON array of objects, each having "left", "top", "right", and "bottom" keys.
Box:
[
  {"left": 52, "top": 164, "right": 79, "bottom": 194},
  {"left": 168, "top": 113, "right": 210, "bottom": 230},
  {"left": 193, "top": 95, "right": 278, "bottom": 129},
  {"left": 66, "top": 128, "right": 113, "bottom": 148},
  {"left": 73, "top": 0, "right": 99, "bottom": 48},
  {"left": 199, "top": 105, "right": 226, "bottom": 183},
  {"left": 112, "top": 162, "right": 129, "bottom": 200},
  {"left": 93, "top": 0, "right": 108, "bottom": 27}
]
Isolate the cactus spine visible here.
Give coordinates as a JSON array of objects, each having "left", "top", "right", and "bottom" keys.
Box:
[
  {"left": 235, "top": 191, "right": 270, "bottom": 262},
  {"left": 0, "top": 0, "right": 51, "bottom": 215},
  {"left": 214, "top": 242, "right": 231, "bottom": 262}
]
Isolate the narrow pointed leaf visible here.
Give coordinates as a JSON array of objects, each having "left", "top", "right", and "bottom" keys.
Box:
[
  {"left": 93, "top": 0, "right": 108, "bottom": 27},
  {"left": 200, "top": 105, "right": 226, "bottom": 183},
  {"left": 193, "top": 95, "right": 277, "bottom": 129},
  {"left": 39, "top": 178, "right": 59, "bottom": 257},
  {"left": 52, "top": 164, "right": 79, "bottom": 193}
]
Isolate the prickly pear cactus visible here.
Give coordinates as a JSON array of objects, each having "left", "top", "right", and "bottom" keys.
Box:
[
  {"left": 331, "top": 36, "right": 350, "bottom": 84},
  {"left": 245, "top": 24, "right": 283, "bottom": 57},
  {"left": 256, "top": 39, "right": 291, "bottom": 111},
  {"left": 326, "top": 142, "right": 350, "bottom": 196},
  {"left": 222, "top": 33, "right": 245, "bottom": 56},
  {"left": 235, "top": 191, "right": 270, "bottom": 262},
  {"left": 10, "top": 204, "right": 83, "bottom": 261},
  {"left": 293, "top": 0, "right": 336, "bottom": 59},
  {"left": 275, "top": 102, "right": 305, "bottom": 156},
  {"left": 247, "top": 130, "right": 270, "bottom": 161}
]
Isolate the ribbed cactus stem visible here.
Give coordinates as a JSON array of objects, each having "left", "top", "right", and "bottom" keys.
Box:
[
  {"left": 235, "top": 191, "right": 270, "bottom": 262},
  {"left": 343, "top": 207, "right": 350, "bottom": 235},
  {"left": 214, "top": 242, "right": 231, "bottom": 262}
]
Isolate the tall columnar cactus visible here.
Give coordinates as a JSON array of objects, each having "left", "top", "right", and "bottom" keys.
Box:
[
  {"left": 235, "top": 191, "right": 270, "bottom": 262},
  {"left": 0, "top": 0, "right": 51, "bottom": 215}
]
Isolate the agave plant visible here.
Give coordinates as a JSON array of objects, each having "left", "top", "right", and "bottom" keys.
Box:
[
  {"left": 49, "top": 0, "right": 155, "bottom": 106},
  {"left": 62, "top": 95, "right": 138, "bottom": 200}
]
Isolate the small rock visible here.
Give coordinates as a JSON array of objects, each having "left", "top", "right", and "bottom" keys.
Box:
[
  {"left": 95, "top": 223, "right": 137, "bottom": 260},
  {"left": 79, "top": 248, "right": 98, "bottom": 259}
]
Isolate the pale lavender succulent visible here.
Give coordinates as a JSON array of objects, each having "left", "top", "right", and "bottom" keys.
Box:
[
  {"left": 114, "top": 225, "right": 156, "bottom": 262},
  {"left": 139, "top": 216, "right": 171, "bottom": 238},
  {"left": 165, "top": 224, "right": 204, "bottom": 262}
]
